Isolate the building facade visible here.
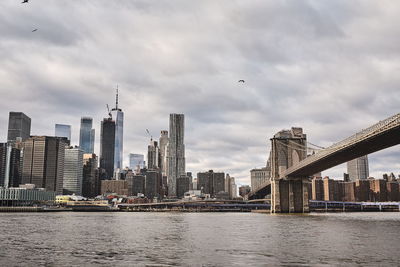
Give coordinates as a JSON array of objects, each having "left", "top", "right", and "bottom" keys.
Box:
[
  {"left": 63, "top": 147, "right": 84, "bottom": 195},
  {"left": 21, "top": 136, "right": 67, "bottom": 194},
  {"left": 79, "top": 117, "right": 95, "bottom": 154},
  {"left": 7, "top": 112, "right": 31, "bottom": 142},
  {"left": 55, "top": 124, "right": 71, "bottom": 142},
  {"left": 167, "top": 114, "right": 185, "bottom": 197},
  {"left": 147, "top": 140, "right": 160, "bottom": 170},
  {"left": 100, "top": 118, "right": 115, "bottom": 179},
  {"left": 82, "top": 153, "right": 99, "bottom": 198},
  {"left": 347, "top": 155, "right": 369, "bottom": 181},
  {"left": 129, "top": 154, "right": 145, "bottom": 170},
  {"left": 111, "top": 90, "right": 124, "bottom": 172},
  {"left": 197, "top": 170, "right": 225, "bottom": 197},
  {"left": 0, "top": 143, "right": 21, "bottom": 188}
]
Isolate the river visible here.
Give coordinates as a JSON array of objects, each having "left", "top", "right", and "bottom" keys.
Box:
[{"left": 0, "top": 212, "right": 399, "bottom": 266}]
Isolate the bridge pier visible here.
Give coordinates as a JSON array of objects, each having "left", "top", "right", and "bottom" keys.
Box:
[{"left": 271, "top": 179, "right": 309, "bottom": 213}]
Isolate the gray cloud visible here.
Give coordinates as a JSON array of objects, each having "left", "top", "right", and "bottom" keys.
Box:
[{"left": 0, "top": 0, "right": 399, "bottom": 186}]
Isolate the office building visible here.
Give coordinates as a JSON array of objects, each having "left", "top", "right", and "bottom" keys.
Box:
[
  {"left": 55, "top": 124, "right": 71, "bottom": 142},
  {"left": 101, "top": 180, "right": 128, "bottom": 195},
  {"left": 100, "top": 117, "right": 115, "bottom": 179},
  {"left": 129, "top": 154, "right": 145, "bottom": 170},
  {"left": 79, "top": 117, "right": 95, "bottom": 153},
  {"left": 111, "top": 89, "right": 124, "bottom": 171},
  {"left": 225, "top": 174, "right": 237, "bottom": 199},
  {"left": 21, "top": 136, "right": 67, "bottom": 194},
  {"left": 145, "top": 170, "right": 161, "bottom": 199},
  {"left": 347, "top": 155, "right": 369, "bottom": 181},
  {"left": 197, "top": 170, "right": 225, "bottom": 197},
  {"left": 147, "top": 140, "right": 159, "bottom": 170},
  {"left": 167, "top": 114, "right": 185, "bottom": 197},
  {"left": 177, "top": 175, "right": 190, "bottom": 199},
  {"left": 82, "top": 153, "right": 99, "bottom": 198},
  {"left": 63, "top": 147, "right": 84, "bottom": 195},
  {"left": 7, "top": 112, "right": 31, "bottom": 142},
  {"left": 0, "top": 143, "right": 21, "bottom": 188},
  {"left": 159, "top": 130, "right": 169, "bottom": 177},
  {"left": 126, "top": 174, "right": 145, "bottom": 196},
  {"left": 251, "top": 158, "right": 271, "bottom": 192},
  {"left": 311, "top": 177, "right": 324, "bottom": 200}
]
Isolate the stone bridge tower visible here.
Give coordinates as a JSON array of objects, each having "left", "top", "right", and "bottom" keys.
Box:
[{"left": 270, "top": 127, "right": 310, "bottom": 213}]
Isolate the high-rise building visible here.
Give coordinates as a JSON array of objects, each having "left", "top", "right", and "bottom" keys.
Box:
[
  {"left": 111, "top": 89, "right": 124, "bottom": 171},
  {"left": 79, "top": 117, "right": 95, "bottom": 153},
  {"left": 177, "top": 175, "right": 190, "bottom": 198},
  {"left": 0, "top": 143, "right": 21, "bottom": 188},
  {"left": 197, "top": 170, "right": 225, "bottom": 197},
  {"left": 63, "top": 147, "right": 84, "bottom": 195},
  {"left": 145, "top": 170, "right": 162, "bottom": 199},
  {"left": 129, "top": 153, "right": 145, "bottom": 170},
  {"left": 82, "top": 153, "right": 99, "bottom": 198},
  {"left": 147, "top": 140, "right": 159, "bottom": 170},
  {"left": 225, "top": 174, "right": 237, "bottom": 199},
  {"left": 21, "top": 136, "right": 67, "bottom": 194},
  {"left": 7, "top": 112, "right": 31, "bottom": 142},
  {"left": 347, "top": 155, "right": 369, "bottom": 181},
  {"left": 159, "top": 130, "right": 169, "bottom": 177},
  {"left": 55, "top": 124, "right": 71, "bottom": 142},
  {"left": 100, "top": 117, "right": 115, "bottom": 179},
  {"left": 167, "top": 114, "right": 185, "bottom": 197}
]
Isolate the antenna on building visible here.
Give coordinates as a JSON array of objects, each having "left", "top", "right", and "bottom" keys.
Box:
[{"left": 115, "top": 85, "right": 119, "bottom": 110}]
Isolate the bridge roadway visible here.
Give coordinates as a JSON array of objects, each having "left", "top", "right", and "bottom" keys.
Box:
[{"left": 249, "top": 113, "right": 400, "bottom": 200}]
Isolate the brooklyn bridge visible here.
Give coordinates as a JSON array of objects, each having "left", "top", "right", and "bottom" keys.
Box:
[{"left": 249, "top": 113, "right": 400, "bottom": 213}]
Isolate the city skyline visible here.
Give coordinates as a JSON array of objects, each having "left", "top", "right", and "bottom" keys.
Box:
[{"left": 0, "top": 1, "right": 399, "bottom": 185}]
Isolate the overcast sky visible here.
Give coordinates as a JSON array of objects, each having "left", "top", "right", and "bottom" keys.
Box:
[{"left": 0, "top": 0, "right": 399, "bottom": 186}]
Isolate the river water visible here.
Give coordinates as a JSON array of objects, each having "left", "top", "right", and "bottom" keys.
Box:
[{"left": 0, "top": 212, "right": 399, "bottom": 266}]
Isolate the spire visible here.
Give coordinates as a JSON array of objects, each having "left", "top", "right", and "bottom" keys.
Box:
[{"left": 116, "top": 85, "right": 119, "bottom": 110}]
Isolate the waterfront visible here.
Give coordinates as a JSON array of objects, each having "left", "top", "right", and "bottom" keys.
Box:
[{"left": 0, "top": 213, "right": 399, "bottom": 266}]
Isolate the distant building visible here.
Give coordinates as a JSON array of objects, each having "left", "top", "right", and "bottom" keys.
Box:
[
  {"left": 225, "top": 174, "right": 237, "bottom": 199},
  {"left": 7, "top": 112, "right": 31, "bottom": 142},
  {"left": 145, "top": 170, "right": 162, "bottom": 199},
  {"left": 111, "top": 90, "right": 124, "bottom": 172},
  {"left": 250, "top": 159, "right": 271, "bottom": 192},
  {"left": 159, "top": 130, "right": 169, "bottom": 177},
  {"left": 126, "top": 174, "right": 145, "bottom": 196},
  {"left": 197, "top": 170, "right": 225, "bottom": 197},
  {"left": 129, "top": 154, "right": 145, "bottom": 170},
  {"left": 100, "top": 117, "right": 115, "bottom": 179},
  {"left": 55, "top": 124, "right": 71, "bottom": 142},
  {"left": 369, "top": 179, "right": 387, "bottom": 202},
  {"left": 177, "top": 176, "right": 190, "bottom": 199},
  {"left": 147, "top": 140, "right": 160, "bottom": 170},
  {"left": 21, "top": 136, "right": 68, "bottom": 194},
  {"left": 311, "top": 177, "right": 324, "bottom": 201},
  {"left": 101, "top": 180, "right": 128, "bottom": 195},
  {"left": 0, "top": 143, "right": 21, "bottom": 188},
  {"left": 63, "top": 147, "right": 84, "bottom": 195},
  {"left": 82, "top": 153, "right": 99, "bottom": 198},
  {"left": 167, "top": 114, "right": 185, "bottom": 197},
  {"left": 0, "top": 186, "right": 56, "bottom": 206},
  {"left": 239, "top": 185, "right": 251, "bottom": 198},
  {"left": 355, "top": 179, "right": 370, "bottom": 201},
  {"left": 79, "top": 117, "right": 95, "bottom": 154},
  {"left": 347, "top": 156, "right": 369, "bottom": 181}
]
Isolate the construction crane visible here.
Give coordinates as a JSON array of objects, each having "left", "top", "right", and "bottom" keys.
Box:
[
  {"left": 146, "top": 129, "right": 153, "bottom": 141},
  {"left": 106, "top": 104, "right": 112, "bottom": 119}
]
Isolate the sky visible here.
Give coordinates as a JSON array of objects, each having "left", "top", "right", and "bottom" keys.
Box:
[{"left": 0, "top": 0, "right": 399, "bottom": 186}]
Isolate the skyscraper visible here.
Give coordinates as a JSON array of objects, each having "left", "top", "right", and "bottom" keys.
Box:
[
  {"left": 347, "top": 155, "right": 369, "bottom": 181},
  {"left": 100, "top": 117, "right": 115, "bottom": 179},
  {"left": 147, "top": 140, "right": 159, "bottom": 170},
  {"left": 55, "top": 124, "right": 71, "bottom": 141},
  {"left": 0, "top": 143, "right": 21, "bottom": 188},
  {"left": 82, "top": 153, "right": 99, "bottom": 198},
  {"left": 111, "top": 89, "right": 124, "bottom": 171},
  {"left": 167, "top": 114, "right": 185, "bottom": 197},
  {"left": 7, "top": 112, "right": 31, "bottom": 142},
  {"left": 63, "top": 147, "right": 84, "bottom": 195},
  {"left": 129, "top": 154, "right": 145, "bottom": 170},
  {"left": 79, "top": 117, "right": 95, "bottom": 153},
  {"left": 159, "top": 130, "right": 169, "bottom": 176},
  {"left": 21, "top": 136, "right": 67, "bottom": 194}
]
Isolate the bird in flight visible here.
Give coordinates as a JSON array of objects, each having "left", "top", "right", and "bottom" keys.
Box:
[
  {"left": 238, "top": 80, "right": 245, "bottom": 83},
  {"left": 32, "top": 29, "right": 38, "bottom": 32},
  {"left": 21, "top": 0, "right": 29, "bottom": 3}
]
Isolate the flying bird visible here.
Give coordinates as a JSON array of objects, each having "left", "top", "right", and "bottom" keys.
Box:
[
  {"left": 32, "top": 29, "right": 38, "bottom": 32},
  {"left": 21, "top": 0, "right": 29, "bottom": 3},
  {"left": 238, "top": 80, "right": 245, "bottom": 83}
]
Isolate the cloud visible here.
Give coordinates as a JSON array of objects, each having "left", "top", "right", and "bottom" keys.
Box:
[{"left": 0, "top": 0, "right": 399, "bottom": 186}]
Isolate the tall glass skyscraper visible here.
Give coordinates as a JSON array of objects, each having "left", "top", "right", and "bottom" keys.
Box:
[
  {"left": 100, "top": 118, "right": 115, "bottom": 179},
  {"left": 129, "top": 154, "right": 145, "bottom": 170},
  {"left": 347, "top": 155, "right": 369, "bottom": 181},
  {"left": 55, "top": 124, "right": 71, "bottom": 141},
  {"left": 111, "top": 89, "right": 124, "bottom": 171},
  {"left": 79, "top": 117, "right": 95, "bottom": 154}
]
